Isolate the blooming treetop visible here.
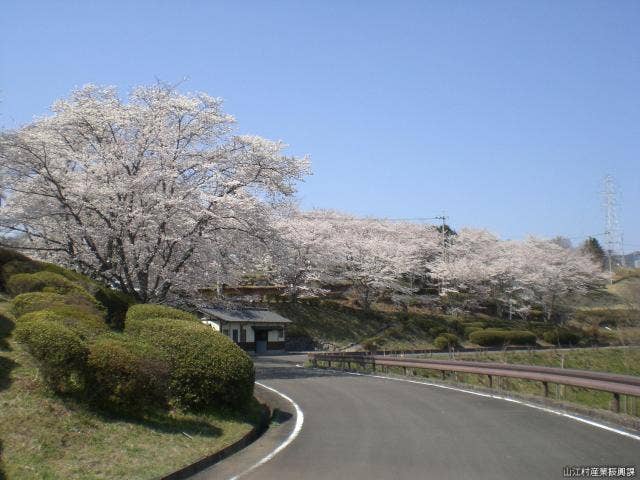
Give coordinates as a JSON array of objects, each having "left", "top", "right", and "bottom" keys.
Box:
[{"left": 0, "top": 83, "right": 310, "bottom": 301}]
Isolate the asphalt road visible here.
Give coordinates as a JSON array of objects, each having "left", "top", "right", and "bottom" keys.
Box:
[{"left": 202, "top": 354, "right": 639, "bottom": 480}]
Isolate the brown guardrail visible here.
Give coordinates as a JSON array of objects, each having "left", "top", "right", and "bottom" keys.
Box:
[{"left": 308, "top": 352, "right": 640, "bottom": 413}]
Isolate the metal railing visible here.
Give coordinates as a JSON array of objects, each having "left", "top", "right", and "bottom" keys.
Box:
[{"left": 308, "top": 352, "right": 640, "bottom": 414}]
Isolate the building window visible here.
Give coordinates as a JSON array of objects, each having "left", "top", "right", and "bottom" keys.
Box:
[
  {"left": 232, "top": 329, "right": 238, "bottom": 343},
  {"left": 278, "top": 328, "right": 284, "bottom": 339},
  {"left": 222, "top": 329, "right": 229, "bottom": 337}
]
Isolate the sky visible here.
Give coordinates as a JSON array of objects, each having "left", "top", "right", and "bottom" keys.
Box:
[{"left": 1, "top": 1, "right": 639, "bottom": 250}]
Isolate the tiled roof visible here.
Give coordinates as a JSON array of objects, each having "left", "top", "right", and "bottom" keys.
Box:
[{"left": 199, "top": 307, "right": 292, "bottom": 324}]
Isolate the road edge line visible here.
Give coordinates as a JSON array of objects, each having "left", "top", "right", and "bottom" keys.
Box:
[
  {"left": 228, "top": 382, "right": 305, "bottom": 480},
  {"left": 331, "top": 369, "right": 640, "bottom": 442}
]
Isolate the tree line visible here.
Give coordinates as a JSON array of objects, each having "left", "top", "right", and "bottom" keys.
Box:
[{"left": 0, "top": 83, "right": 606, "bottom": 321}]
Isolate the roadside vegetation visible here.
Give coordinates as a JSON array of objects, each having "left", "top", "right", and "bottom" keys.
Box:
[
  {"left": 427, "top": 347, "right": 640, "bottom": 415},
  {"left": 273, "top": 275, "right": 640, "bottom": 352},
  {"left": 0, "top": 249, "right": 259, "bottom": 479}
]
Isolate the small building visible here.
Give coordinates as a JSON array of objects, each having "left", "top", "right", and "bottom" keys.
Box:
[{"left": 199, "top": 307, "right": 291, "bottom": 354}]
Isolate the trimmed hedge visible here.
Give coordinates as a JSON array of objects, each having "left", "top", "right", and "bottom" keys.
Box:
[
  {"left": 1, "top": 259, "right": 41, "bottom": 288},
  {"left": 543, "top": 329, "right": 582, "bottom": 346},
  {"left": 14, "top": 318, "right": 88, "bottom": 392},
  {"left": 433, "top": 333, "right": 460, "bottom": 350},
  {"left": 11, "top": 291, "right": 105, "bottom": 319},
  {"left": 126, "top": 317, "right": 254, "bottom": 409},
  {"left": 464, "top": 326, "right": 482, "bottom": 338},
  {"left": 86, "top": 335, "right": 169, "bottom": 411},
  {"left": 469, "top": 329, "right": 537, "bottom": 347},
  {"left": 93, "top": 287, "right": 136, "bottom": 330},
  {"left": 125, "top": 304, "right": 199, "bottom": 324},
  {"left": 0, "top": 307, "right": 15, "bottom": 347},
  {"left": 17, "top": 309, "right": 108, "bottom": 340},
  {"left": 6, "top": 271, "right": 79, "bottom": 296}
]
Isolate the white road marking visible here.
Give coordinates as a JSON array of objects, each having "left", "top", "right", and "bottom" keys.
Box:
[
  {"left": 331, "top": 369, "right": 640, "bottom": 442},
  {"left": 228, "top": 382, "right": 305, "bottom": 480}
]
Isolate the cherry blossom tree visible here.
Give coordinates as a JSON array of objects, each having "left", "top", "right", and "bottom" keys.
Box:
[
  {"left": 516, "top": 237, "right": 605, "bottom": 322},
  {"left": 0, "top": 83, "right": 310, "bottom": 302}
]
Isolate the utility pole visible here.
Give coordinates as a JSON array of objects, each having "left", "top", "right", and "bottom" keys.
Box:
[{"left": 435, "top": 213, "right": 448, "bottom": 294}]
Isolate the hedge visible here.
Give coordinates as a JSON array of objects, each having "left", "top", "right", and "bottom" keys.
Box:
[
  {"left": 85, "top": 335, "right": 169, "bottom": 411},
  {"left": 543, "top": 329, "right": 582, "bottom": 346},
  {"left": 14, "top": 318, "right": 88, "bottom": 392},
  {"left": 93, "top": 287, "right": 136, "bottom": 329},
  {"left": 469, "top": 329, "right": 537, "bottom": 347},
  {"left": 6, "top": 271, "right": 80, "bottom": 296},
  {"left": 17, "top": 308, "right": 108, "bottom": 340},
  {"left": 0, "top": 247, "right": 30, "bottom": 267},
  {"left": 464, "top": 326, "right": 482, "bottom": 338},
  {"left": 0, "top": 307, "right": 15, "bottom": 346},
  {"left": 1, "top": 259, "right": 41, "bottom": 288},
  {"left": 433, "top": 333, "right": 460, "bottom": 350},
  {"left": 126, "top": 317, "right": 254, "bottom": 409},
  {"left": 125, "top": 304, "right": 199, "bottom": 324},
  {"left": 11, "top": 291, "right": 105, "bottom": 319}
]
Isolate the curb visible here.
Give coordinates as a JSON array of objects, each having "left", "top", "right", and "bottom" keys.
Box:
[{"left": 159, "top": 387, "right": 273, "bottom": 480}]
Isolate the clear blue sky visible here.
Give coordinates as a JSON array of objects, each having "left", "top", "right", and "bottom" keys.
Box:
[{"left": 1, "top": 1, "right": 639, "bottom": 250}]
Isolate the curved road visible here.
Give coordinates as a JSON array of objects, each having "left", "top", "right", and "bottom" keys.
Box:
[{"left": 199, "top": 355, "right": 639, "bottom": 480}]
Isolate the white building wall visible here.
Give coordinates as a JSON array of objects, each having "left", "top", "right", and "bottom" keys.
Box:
[
  {"left": 202, "top": 320, "right": 221, "bottom": 331},
  {"left": 268, "top": 329, "right": 283, "bottom": 342},
  {"left": 246, "top": 326, "right": 255, "bottom": 342}
]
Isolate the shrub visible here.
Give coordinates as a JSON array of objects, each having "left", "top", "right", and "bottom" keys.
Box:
[
  {"left": 17, "top": 308, "right": 108, "bottom": 340},
  {"left": 14, "top": 318, "right": 87, "bottom": 392},
  {"left": 85, "top": 335, "right": 169, "bottom": 411},
  {"left": 433, "top": 333, "right": 460, "bottom": 350},
  {"left": 428, "top": 326, "right": 447, "bottom": 338},
  {"left": 11, "top": 291, "right": 104, "bottom": 319},
  {"left": 0, "top": 308, "right": 15, "bottom": 348},
  {"left": 464, "top": 326, "right": 482, "bottom": 338},
  {"left": 362, "top": 338, "right": 381, "bottom": 352},
  {"left": 505, "top": 330, "right": 537, "bottom": 346},
  {"left": 125, "top": 304, "right": 198, "bottom": 324},
  {"left": 126, "top": 317, "right": 254, "bottom": 409},
  {"left": 0, "top": 248, "right": 30, "bottom": 267},
  {"left": 93, "top": 287, "right": 136, "bottom": 330},
  {"left": 6, "top": 271, "right": 79, "bottom": 296},
  {"left": 1, "top": 259, "right": 40, "bottom": 289},
  {"left": 469, "top": 329, "right": 537, "bottom": 347},
  {"left": 543, "top": 329, "right": 582, "bottom": 346}
]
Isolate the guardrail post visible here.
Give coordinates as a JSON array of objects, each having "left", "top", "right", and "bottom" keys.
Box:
[
  {"left": 403, "top": 366, "right": 407, "bottom": 376},
  {"left": 441, "top": 370, "right": 446, "bottom": 380},
  {"left": 543, "top": 381, "right": 549, "bottom": 397},
  {"left": 612, "top": 393, "right": 620, "bottom": 413},
  {"left": 488, "top": 374, "right": 493, "bottom": 389},
  {"left": 312, "top": 356, "right": 317, "bottom": 368}
]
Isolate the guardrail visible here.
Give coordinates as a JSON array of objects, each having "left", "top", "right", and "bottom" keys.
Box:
[{"left": 307, "top": 352, "right": 640, "bottom": 414}]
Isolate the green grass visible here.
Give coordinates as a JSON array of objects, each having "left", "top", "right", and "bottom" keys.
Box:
[
  {"left": 427, "top": 347, "right": 640, "bottom": 415},
  {"left": 273, "top": 301, "right": 390, "bottom": 348},
  {"left": 273, "top": 300, "right": 529, "bottom": 350},
  {"left": 0, "top": 307, "right": 260, "bottom": 480}
]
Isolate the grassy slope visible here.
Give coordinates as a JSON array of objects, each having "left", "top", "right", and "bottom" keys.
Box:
[
  {"left": 273, "top": 301, "right": 390, "bottom": 348},
  {"left": 0, "top": 300, "right": 259, "bottom": 480},
  {"left": 273, "top": 300, "right": 517, "bottom": 350}
]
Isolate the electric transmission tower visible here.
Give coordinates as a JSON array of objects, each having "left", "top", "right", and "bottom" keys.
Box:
[{"left": 602, "top": 175, "right": 624, "bottom": 282}]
